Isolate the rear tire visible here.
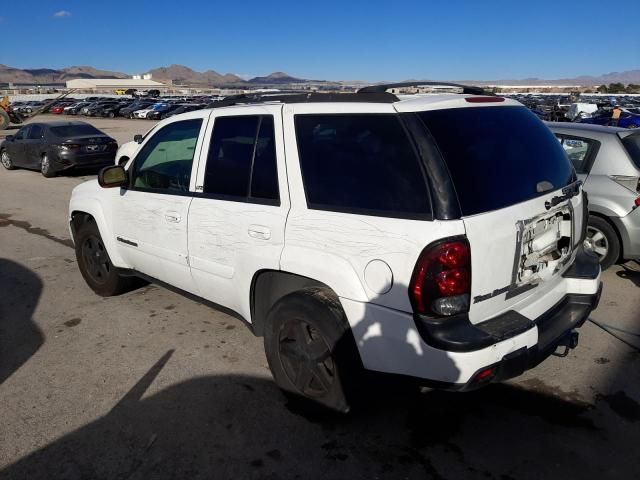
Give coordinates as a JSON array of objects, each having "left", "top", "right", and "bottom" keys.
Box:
[
  {"left": 40, "top": 153, "right": 56, "bottom": 178},
  {"left": 584, "top": 216, "right": 620, "bottom": 270},
  {"left": 109, "top": 112, "right": 115, "bottom": 118},
  {"left": 1, "top": 149, "right": 15, "bottom": 170},
  {"left": 264, "top": 287, "right": 361, "bottom": 413},
  {"left": 75, "top": 219, "right": 136, "bottom": 296}
]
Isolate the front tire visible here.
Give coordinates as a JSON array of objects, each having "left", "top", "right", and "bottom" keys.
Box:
[
  {"left": 584, "top": 216, "right": 620, "bottom": 270},
  {"left": 1, "top": 149, "right": 15, "bottom": 170},
  {"left": 75, "top": 220, "right": 136, "bottom": 296},
  {"left": 264, "top": 288, "right": 360, "bottom": 413},
  {"left": 41, "top": 153, "right": 56, "bottom": 178}
]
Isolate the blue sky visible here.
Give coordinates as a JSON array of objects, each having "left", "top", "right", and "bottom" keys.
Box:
[{"left": 2, "top": 0, "right": 639, "bottom": 81}]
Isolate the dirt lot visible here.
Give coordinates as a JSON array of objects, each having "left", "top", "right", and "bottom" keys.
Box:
[{"left": 1, "top": 115, "right": 639, "bottom": 480}]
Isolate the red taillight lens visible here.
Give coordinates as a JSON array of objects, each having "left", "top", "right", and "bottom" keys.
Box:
[
  {"left": 410, "top": 238, "right": 471, "bottom": 316},
  {"left": 634, "top": 197, "right": 640, "bottom": 208}
]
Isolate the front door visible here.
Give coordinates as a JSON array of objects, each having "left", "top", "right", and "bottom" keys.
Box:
[{"left": 112, "top": 112, "right": 209, "bottom": 294}]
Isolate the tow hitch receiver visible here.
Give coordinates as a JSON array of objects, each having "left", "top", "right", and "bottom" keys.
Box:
[{"left": 553, "top": 330, "right": 579, "bottom": 357}]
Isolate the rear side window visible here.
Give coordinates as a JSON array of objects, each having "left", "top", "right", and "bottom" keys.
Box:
[
  {"left": 621, "top": 133, "right": 640, "bottom": 170},
  {"left": 50, "top": 124, "right": 102, "bottom": 137},
  {"left": 556, "top": 135, "right": 600, "bottom": 173},
  {"left": 203, "top": 115, "right": 279, "bottom": 203},
  {"left": 418, "top": 106, "right": 575, "bottom": 216},
  {"left": 295, "top": 114, "right": 431, "bottom": 218}
]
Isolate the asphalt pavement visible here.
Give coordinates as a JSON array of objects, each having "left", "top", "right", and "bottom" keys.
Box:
[{"left": 0, "top": 115, "right": 639, "bottom": 480}]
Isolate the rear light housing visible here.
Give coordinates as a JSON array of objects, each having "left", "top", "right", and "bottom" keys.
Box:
[
  {"left": 409, "top": 237, "right": 472, "bottom": 317},
  {"left": 58, "top": 144, "right": 81, "bottom": 150}
]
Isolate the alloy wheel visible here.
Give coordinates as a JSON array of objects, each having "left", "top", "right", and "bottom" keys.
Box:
[
  {"left": 41, "top": 155, "right": 50, "bottom": 175},
  {"left": 1, "top": 150, "right": 12, "bottom": 169},
  {"left": 278, "top": 318, "right": 335, "bottom": 398},
  {"left": 584, "top": 226, "right": 609, "bottom": 260}
]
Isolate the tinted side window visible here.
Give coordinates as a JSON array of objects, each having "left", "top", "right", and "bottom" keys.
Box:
[
  {"left": 295, "top": 114, "right": 431, "bottom": 218},
  {"left": 204, "top": 116, "right": 258, "bottom": 198},
  {"left": 14, "top": 127, "right": 29, "bottom": 140},
  {"left": 204, "top": 115, "right": 279, "bottom": 203},
  {"left": 27, "top": 125, "right": 44, "bottom": 139},
  {"left": 556, "top": 135, "right": 599, "bottom": 173},
  {"left": 418, "top": 107, "right": 575, "bottom": 216},
  {"left": 131, "top": 119, "right": 202, "bottom": 193}
]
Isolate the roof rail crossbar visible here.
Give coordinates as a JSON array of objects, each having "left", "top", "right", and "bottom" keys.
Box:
[{"left": 357, "top": 82, "right": 491, "bottom": 96}]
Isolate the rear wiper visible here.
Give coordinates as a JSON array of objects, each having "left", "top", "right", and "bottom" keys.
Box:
[{"left": 544, "top": 180, "right": 582, "bottom": 210}]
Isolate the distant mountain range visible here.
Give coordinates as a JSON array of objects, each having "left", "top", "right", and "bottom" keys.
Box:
[{"left": 1, "top": 63, "right": 639, "bottom": 87}]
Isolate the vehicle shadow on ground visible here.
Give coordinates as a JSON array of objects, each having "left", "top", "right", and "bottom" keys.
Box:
[
  {"left": 616, "top": 262, "right": 640, "bottom": 287},
  {"left": 0, "top": 259, "right": 44, "bottom": 384},
  {"left": 2, "top": 348, "right": 638, "bottom": 480}
]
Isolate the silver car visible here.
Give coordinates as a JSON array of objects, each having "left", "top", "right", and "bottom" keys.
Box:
[{"left": 547, "top": 122, "right": 640, "bottom": 269}]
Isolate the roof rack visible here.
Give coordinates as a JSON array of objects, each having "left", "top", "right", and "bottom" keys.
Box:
[
  {"left": 357, "top": 81, "right": 491, "bottom": 96},
  {"left": 208, "top": 91, "right": 398, "bottom": 108}
]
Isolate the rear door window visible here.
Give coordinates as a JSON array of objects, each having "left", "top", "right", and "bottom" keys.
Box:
[
  {"left": 27, "top": 125, "right": 44, "bottom": 140},
  {"left": 203, "top": 115, "right": 279, "bottom": 203},
  {"left": 295, "top": 114, "right": 431, "bottom": 218},
  {"left": 418, "top": 106, "right": 575, "bottom": 216}
]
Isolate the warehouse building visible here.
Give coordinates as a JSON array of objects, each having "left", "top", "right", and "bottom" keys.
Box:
[{"left": 65, "top": 78, "right": 168, "bottom": 91}]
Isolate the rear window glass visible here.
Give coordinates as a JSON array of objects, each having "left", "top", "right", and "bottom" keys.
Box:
[
  {"left": 418, "top": 106, "right": 575, "bottom": 216},
  {"left": 621, "top": 133, "right": 640, "bottom": 169},
  {"left": 295, "top": 114, "right": 431, "bottom": 218},
  {"left": 50, "top": 124, "right": 102, "bottom": 137}
]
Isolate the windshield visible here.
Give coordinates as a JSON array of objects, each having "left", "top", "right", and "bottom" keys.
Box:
[
  {"left": 50, "top": 124, "right": 103, "bottom": 137},
  {"left": 621, "top": 133, "right": 640, "bottom": 170},
  {"left": 418, "top": 106, "right": 575, "bottom": 216}
]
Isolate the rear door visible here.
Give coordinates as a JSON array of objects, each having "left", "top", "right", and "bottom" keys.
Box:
[
  {"left": 188, "top": 105, "right": 289, "bottom": 320},
  {"left": 417, "top": 106, "right": 583, "bottom": 323}
]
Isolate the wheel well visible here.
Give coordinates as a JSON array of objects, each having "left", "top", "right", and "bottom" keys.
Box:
[
  {"left": 588, "top": 211, "right": 623, "bottom": 260},
  {"left": 70, "top": 211, "right": 95, "bottom": 242},
  {"left": 250, "top": 270, "right": 332, "bottom": 337}
]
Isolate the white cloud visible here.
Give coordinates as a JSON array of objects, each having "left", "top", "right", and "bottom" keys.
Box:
[{"left": 53, "top": 10, "right": 71, "bottom": 18}]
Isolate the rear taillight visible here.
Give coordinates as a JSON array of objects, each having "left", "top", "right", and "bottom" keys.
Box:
[
  {"left": 409, "top": 237, "right": 472, "bottom": 316},
  {"left": 634, "top": 197, "right": 640, "bottom": 208},
  {"left": 58, "top": 144, "right": 80, "bottom": 150}
]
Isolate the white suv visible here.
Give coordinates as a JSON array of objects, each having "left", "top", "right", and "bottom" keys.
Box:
[{"left": 69, "top": 85, "right": 602, "bottom": 412}]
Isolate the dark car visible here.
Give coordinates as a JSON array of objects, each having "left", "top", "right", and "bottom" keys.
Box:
[
  {"left": 145, "top": 103, "right": 187, "bottom": 120},
  {"left": 101, "top": 102, "right": 134, "bottom": 118},
  {"left": 64, "top": 102, "right": 92, "bottom": 115},
  {"left": 85, "top": 102, "right": 120, "bottom": 117},
  {"left": 163, "top": 103, "right": 206, "bottom": 118},
  {"left": 119, "top": 101, "right": 154, "bottom": 118},
  {"left": 0, "top": 121, "right": 118, "bottom": 177}
]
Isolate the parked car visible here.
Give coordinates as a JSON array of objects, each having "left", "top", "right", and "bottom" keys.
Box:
[
  {"left": 68, "top": 88, "right": 601, "bottom": 412},
  {"left": 133, "top": 103, "right": 168, "bottom": 119},
  {"left": 100, "top": 102, "right": 133, "bottom": 118},
  {"left": 0, "top": 121, "right": 117, "bottom": 177},
  {"left": 120, "top": 101, "right": 154, "bottom": 118},
  {"left": 163, "top": 103, "right": 206, "bottom": 118},
  {"left": 578, "top": 109, "right": 640, "bottom": 129},
  {"left": 145, "top": 103, "right": 187, "bottom": 120},
  {"left": 85, "top": 102, "right": 120, "bottom": 117},
  {"left": 548, "top": 122, "right": 640, "bottom": 269},
  {"left": 50, "top": 105, "right": 67, "bottom": 114},
  {"left": 64, "top": 102, "right": 91, "bottom": 115}
]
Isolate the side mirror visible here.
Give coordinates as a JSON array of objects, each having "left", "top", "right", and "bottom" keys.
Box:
[
  {"left": 134, "top": 134, "right": 143, "bottom": 143},
  {"left": 5, "top": 135, "right": 14, "bottom": 141},
  {"left": 98, "top": 165, "right": 128, "bottom": 188}
]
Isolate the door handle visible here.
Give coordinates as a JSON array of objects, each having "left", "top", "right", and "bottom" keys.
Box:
[
  {"left": 248, "top": 225, "right": 271, "bottom": 240},
  {"left": 165, "top": 212, "right": 181, "bottom": 223}
]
